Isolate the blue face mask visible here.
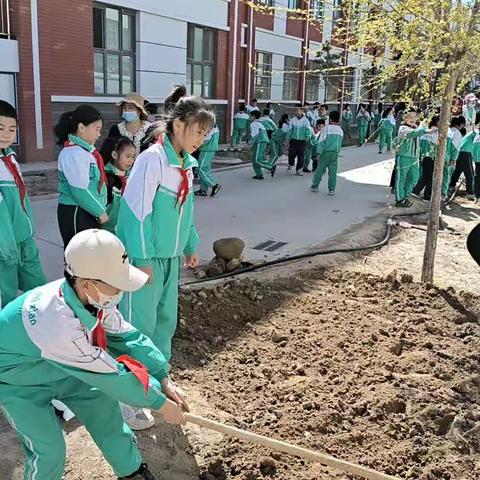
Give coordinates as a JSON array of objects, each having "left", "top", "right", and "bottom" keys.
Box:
[{"left": 122, "top": 111, "right": 139, "bottom": 123}]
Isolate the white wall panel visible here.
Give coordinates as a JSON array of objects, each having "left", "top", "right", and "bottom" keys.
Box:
[
  {"left": 256, "top": 28, "right": 302, "bottom": 57},
  {"left": 0, "top": 39, "right": 19, "bottom": 73},
  {"left": 139, "top": 71, "right": 187, "bottom": 101}
]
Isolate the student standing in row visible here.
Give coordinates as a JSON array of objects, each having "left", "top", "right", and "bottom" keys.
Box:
[
  {"left": 472, "top": 121, "right": 480, "bottom": 204},
  {"left": 412, "top": 116, "right": 439, "bottom": 202},
  {"left": 442, "top": 116, "right": 465, "bottom": 198},
  {"left": 372, "top": 103, "right": 383, "bottom": 140},
  {"left": 318, "top": 104, "right": 329, "bottom": 124},
  {"left": 266, "top": 102, "right": 276, "bottom": 120},
  {"left": 310, "top": 111, "right": 344, "bottom": 195},
  {"left": 195, "top": 123, "right": 222, "bottom": 197},
  {"left": 269, "top": 114, "right": 290, "bottom": 167},
  {"left": 307, "top": 102, "right": 320, "bottom": 127},
  {"left": 259, "top": 109, "right": 278, "bottom": 140},
  {"left": 377, "top": 107, "right": 396, "bottom": 154},
  {"left": 0, "top": 228, "right": 188, "bottom": 480},
  {"left": 393, "top": 111, "right": 433, "bottom": 207},
  {"left": 249, "top": 111, "right": 276, "bottom": 179},
  {"left": 99, "top": 136, "right": 136, "bottom": 234},
  {"left": 231, "top": 103, "right": 250, "bottom": 148},
  {"left": 117, "top": 88, "right": 213, "bottom": 429},
  {"left": 286, "top": 105, "right": 312, "bottom": 176},
  {"left": 55, "top": 105, "right": 108, "bottom": 248},
  {"left": 356, "top": 104, "right": 371, "bottom": 146},
  {"left": 0, "top": 101, "right": 46, "bottom": 309},
  {"left": 342, "top": 104, "right": 353, "bottom": 138}
]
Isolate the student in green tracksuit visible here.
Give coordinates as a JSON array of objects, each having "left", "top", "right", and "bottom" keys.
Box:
[
  {"left": 195, "top": 124, "right": 221, "bottom": 197},
  {"left": 310, "top": 111, "right": 344, "bottom": 194},
  {"left": 270, "top": 114, "right": 290, "bottom": 166},
  {"left": 0, "top": 101, "right": 46, "bottom": 309},
  {"left": 259, "top": 109, "right": 277, "bottom": 139},
  {"left": 378, "top": 107, "right": 396, "bottom": 153},
  {"left": 372, "top": 103, "right": 382, "bottom": 140},
  {"left": 286, "top": 104, "right": 313, "bottom": 175},
  {"left": 442, "top": 116, "right": 465, "bottom": 198},
  {"left": 342, "top": 104, "right": 353, "bottom": 138},
  {"left": 55, "top": 105, "right": 109, "bottom": 248},
  {"left": 472, "top": 122, "right": 480, "bottom": 203},
  {"left": 393, "top": 111, "right": 433, "bottom": 207},
  {"left": 249, "top": 110, "right": 276, "bottom": 179},
  {"left": 99, "top": 136, "right": 136, "bottom": 234},
  {"left": 356, "top": 104, "right": 371, "bottom": 145},
  {"left": 0, "top": 229, "right": 188, "bottom": 480},
  {"left": 231, "top": 104, "right": 249, "bottom": 147}
]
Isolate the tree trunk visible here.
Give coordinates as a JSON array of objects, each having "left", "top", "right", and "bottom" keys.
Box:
[{"left": 421, "top": 73, "right": 457, "bottom": 283}]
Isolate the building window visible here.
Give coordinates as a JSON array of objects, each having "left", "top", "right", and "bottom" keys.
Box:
[
  {"left": 311, "top": 0, "right": 324, "bottom": 20},
  {"left": 324, "top": 73, "right": 341, "bottom": 102},
  {"left": 254, "top": 51, "right": 272, "bottom": 100},
  {"left": 257, "top": 0, "right": 274, "bottom": 5},
  {"left": 93, "top": 4, "right": 136, "bottom": 96},
  {"left": 332, "top": 0, "right": 343, "bottom": 26},
  {"left": 241, "top": 24, "right": 248, "bottom": 48},
  {"left": 288, "top": 0, "right": 301, "bottom": 9},
  {"left": 305, "top": 60, "right": 321, "bottom": 101},
  {"left": 186, "top": 24, "right": 216, "bottom": 98},
  {"left": 283, "top": 56, "right": 301, "bottom": 101}
]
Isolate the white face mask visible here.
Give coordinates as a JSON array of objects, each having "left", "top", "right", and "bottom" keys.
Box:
[{"left": 86, "top": 282, "right": 124, "bottom": 310}]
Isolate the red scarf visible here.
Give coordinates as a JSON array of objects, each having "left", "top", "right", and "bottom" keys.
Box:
[
  {"left": 2, "top": 154, "right": 27, "bottom": 211},
  {"left": 119, "top": 175, "right": 127, "bottom": 194},
  {"left": 64, "top": 141, "right": 107, "bottom": 193}
]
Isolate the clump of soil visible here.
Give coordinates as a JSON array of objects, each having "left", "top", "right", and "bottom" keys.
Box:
[{"left": 176, "top": 268, "right": 480, "bottom": 480}]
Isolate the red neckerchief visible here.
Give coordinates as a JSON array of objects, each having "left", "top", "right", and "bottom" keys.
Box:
[
  {"left": 64, "top": 141, "right": 107, "bottom": 193},
  {"left": 2, "top": 154, "right": 27, "bottom": 211},
  {"left": 92, "top": 309, "right": 107, "bottom": 349},
  {"left": 155, "top": 134, "right": 190, "bottom": 208},
  {"left": 119, "top": 175, "right": 127, "bottom": 194}
]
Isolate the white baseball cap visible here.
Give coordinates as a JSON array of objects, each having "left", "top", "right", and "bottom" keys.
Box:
[{"left": 65, "top": 229, "right": 148, "bottom": 292}]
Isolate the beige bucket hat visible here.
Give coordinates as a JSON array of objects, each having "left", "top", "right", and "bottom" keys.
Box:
[{"left": 116, "top": 93, "right": 148, "bottom": 116}]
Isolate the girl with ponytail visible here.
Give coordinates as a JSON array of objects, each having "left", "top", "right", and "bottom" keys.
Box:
[
  {"left": 116, "top": 85, "right": 215, "bottom": 430},
  {"left": 55, "top": 105, "right": 108, "bottom": 248}
]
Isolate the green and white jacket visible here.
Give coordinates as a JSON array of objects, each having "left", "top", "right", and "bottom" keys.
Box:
[
  {"left": 419, "top": 131, "right": 438, "bottom": 160},
  {"left": 233, "top": 112, "right": 250, "bottom": 130},
  {"left": 57, "top": 135, "right": 107, "bottom": 218},
  {"left": 472, "top": 132, "right": 480, "bottom": 162},
  {"left": 0, "top": 149, "right": 36, "bottom": 264},
  {"left": 445, "top": 128, "right": 463, "bottom": 164},
  {"left": 0, "top": 280, "right": 168, "bottom": 408},
  {"left": 259, "top": 116, "right": 277, "bottom": 132},
  {"left": 315, "top": 124, "right": 344, "bottom": 155},
  {"left": 342, "top": 110, "right": 353, "bottom": 124},
  {"left": 356, "top": 111, "right": 371, "bottom": 126},
  {"left": 287, "top": 115, "right": 312, "bottom": 141},
  {"left": 200, "top": 125, "right": 220, "bottom": 153},
  {"left": 103, "top": 163, "right": 127, "bottom": 235},
  {"left": 249, "top": 120, "right": 270, "bottom": 145},
  {"left": 116, "top": 135, "right": 199, "bottom": 265},
  {"left": 394, "top": 125, "right": 428, "bottom": 159}
]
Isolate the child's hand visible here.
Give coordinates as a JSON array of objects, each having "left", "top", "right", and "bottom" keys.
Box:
[
  {"left": 185, "top": 254, "right": 199, "bottom": 269},
  {"left": 98, "top": 212, "right": 109, "bottom": 224},
  {"left": 161, "top": 377, "right": 190, "bottom": 412},
  {"left": 138, "top": 265, "right": 153, "bottom": 284},
  {"left": 159, "top": 399, "right": 187, "bottom": 425}
]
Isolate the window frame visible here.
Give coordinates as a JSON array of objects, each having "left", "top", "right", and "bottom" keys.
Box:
[
  {"left": 311, "top": 0, "right": 324, "bottom": 20},
  {"left": 305, "top": 60, "right": 321, "bottom": 102},
  {"left": 283, "top": 56, "right": 301, "bottom": 101},
  {"left": 254, "top": 51, "right": 273, "bottom": 100},
  {"left": 93, "top": 3, "right": 136, "bottom": 96},
  {"left": 186, "top": 24, "right": 217, "bottom": 99},
  {"left": 288, "top": 0, "right": 301, "bottom": 9},
  {"left": 257, "top": 0, "right": 274, "bottom": 6}
]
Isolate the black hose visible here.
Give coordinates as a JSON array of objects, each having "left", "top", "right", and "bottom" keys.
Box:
[{"left": 183, "top": 210, "right": 431, "bottom": 286}]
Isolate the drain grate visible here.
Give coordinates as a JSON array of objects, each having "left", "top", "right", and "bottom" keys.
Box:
[{"left": 253, "top": 240, "right": 288, "bottom": 252}]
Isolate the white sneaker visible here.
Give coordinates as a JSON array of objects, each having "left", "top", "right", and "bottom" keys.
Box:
[
  {"left": 120, "top": 404, "right": 155, "bottom": 431},
  {"left": 328, "top": 190, "right": 335, "bottom": 196},
  {"left": 296, "top": 170, "right": 304, "bottom": 176},
  {"left": 286, "top": 166, "right": 293, "bottom": 173},
  {"left": 310, "top": 186, "right": 319, "bottom": 193}
]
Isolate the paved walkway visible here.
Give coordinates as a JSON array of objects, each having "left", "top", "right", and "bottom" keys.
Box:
[{"left": 32, "top": 144, "right": 394, "bottom": 281}]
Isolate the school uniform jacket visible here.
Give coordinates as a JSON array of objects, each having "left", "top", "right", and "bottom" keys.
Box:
[
  {"left": 233, "top": 112, "right": 250, "bottom": 130},
  {"left": 249, "top": 121, "right": 270, "bottom": 145},
  {"left": 116, "top": 135, "right": 199, "bottom": 265},
  {"left": 104, "top": 163, "right": 127, "bottom": 234},
  {"left": 57, "top": 135, "right": 107, "bottom": 219},
  {"left": 395, "top": 125, "right": 428, "bottom": 159},
  {"left": 0, "top": 279, "right": 168, "bottom": 408},
  {"left": 200, "top": 125, "right": 220, "bottom": 153},
  {"left": 419, "top": 131, "right": 438, "bottom": 160},
  {"left": 472, "top": 132, "right": 480, "bottom": 162},
  {"left": 287, "top": 116, "right": 312, "bottom": 141},
  {"left": 0, "top": 148, "right": 36, "bottom": 264},
  {"left": 259, "top": 116, "right": 277, "bottom": 132},
  {"left": 356, "top": 111, "right": 371, "bottom": 126},
  {"left": 445, "top": 128, "right": 462, "bottom": 164},
  {"left": 315, "top": 124, "right": 344, "bottom": 155}
]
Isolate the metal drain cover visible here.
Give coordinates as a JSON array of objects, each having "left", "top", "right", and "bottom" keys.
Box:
[{"left": 253, "top": 240, "right": 288, "bottom": 252}]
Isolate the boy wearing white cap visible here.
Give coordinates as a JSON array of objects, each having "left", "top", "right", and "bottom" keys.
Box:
[{"left": 0, "top": 229, "right": 187, "bottom": 480}]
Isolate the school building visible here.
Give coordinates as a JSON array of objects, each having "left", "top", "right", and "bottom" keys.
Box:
[{"left": 1, "top": 0, "right": 372, "bottom": 163}]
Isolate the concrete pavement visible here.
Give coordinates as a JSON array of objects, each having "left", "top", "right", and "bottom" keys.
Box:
[{"left": 32, "top": 144, "right": 394, "bottom": 281}]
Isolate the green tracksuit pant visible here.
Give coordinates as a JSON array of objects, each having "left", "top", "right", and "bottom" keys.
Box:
[
  {"left": 312, "top": 152, "right": 338, "bottom": 191},
  {"left": 442, "top": 163, "right": 454, "bottom": 196},
  {"left": 378, "top": 131, "right": 393, "bottom": 152},
  {"left": 120, "top": 257, "right": 180, "bottom": 362},
  {"left": 252, "top": 142, "right": 272, "bottom": 177},
  {"left": 395, "top": 155, "right": 420, "bottom": 202},
  {"left": 198, "top": 150, "right": 217, "bottom": 192},
  {"left": 231, "top": 126, "right": 246, "bottom": 146},
  {"left": 0, "top": 377, "right": 141, "bottom": 480},
  {"left": 269, "top": 138, "right": 284, "bottom": 165},
  {"left": 358, "top": 125, "right": 368, "bottom": 145},
  {"left": 304, "top": 142, "right": 314, "bottom": 171},
  {"left": 342, "top": 122, "right": 351, "bottom": 138},
  {"left": 0, "top": 237, "right": 46, "bottom": 309}
]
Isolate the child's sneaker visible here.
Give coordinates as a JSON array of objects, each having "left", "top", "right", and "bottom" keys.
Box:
[
  {"left": 271, "top": 165, "right": 277, "bottom": 178},
  {"left": 296, "top": 170, "right": 304, "bottom": 176},
  {"left": 286, "top": 165, "right": 293, "bottom": 173},
  {"left": 310, "top": 186, "right": 319, "bottom": 193},
  {"left": 211, "top": 184, "right": 222, "bottom": 197},
  {"left": 328, "top": 190, "right": 335, "bottom": 196},
  {"left": 252, "top": 175, "right": 264, "bottom": 180}
]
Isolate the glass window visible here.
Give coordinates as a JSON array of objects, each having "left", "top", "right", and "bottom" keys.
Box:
[
  {"left": 311, "top": 0, "right": 324, "bottom": 20},
  {"left": 305, "top": 60, "right": 321, "bottom": 101},
  {"left": 257, "top": 0, "right": 274, "bottom": 5},
  {"left": 186, "top": 24, "right": 216, "bottom": 98},
  {"left": 105, "top": 8, "right": 119, "bottom": 50},
  {"left": 332, "top": 0, "right": 343, "bottom": 26},
  {"left": 106, "top": 54, "right": 120, "bottom": 95},
  {"left": 288, "top": 0, "right": 301, "bottom": 9},
  {"left": 93, "top": 4, "right": 136, "bottom": 95},
  {"left": 94, "top": 52, "right": 105, "bottom": 94},
  {"left": 283, "top": 56, "right": 301, "bottom": 101},
  {"left": 325, "top": 73, "right": 341, "bottom": 102},
  {"left": 254, "top": 51, "right": 272, "bottom": 100}
]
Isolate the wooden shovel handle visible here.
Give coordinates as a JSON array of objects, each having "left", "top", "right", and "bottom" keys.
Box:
[{"left": 185, "top": 413, "right": 401, "bottom": 480}]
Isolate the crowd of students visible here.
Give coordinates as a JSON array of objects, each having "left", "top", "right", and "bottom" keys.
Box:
[{"left": 1, "top": 88, "right": 479, "bottom": 480}]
